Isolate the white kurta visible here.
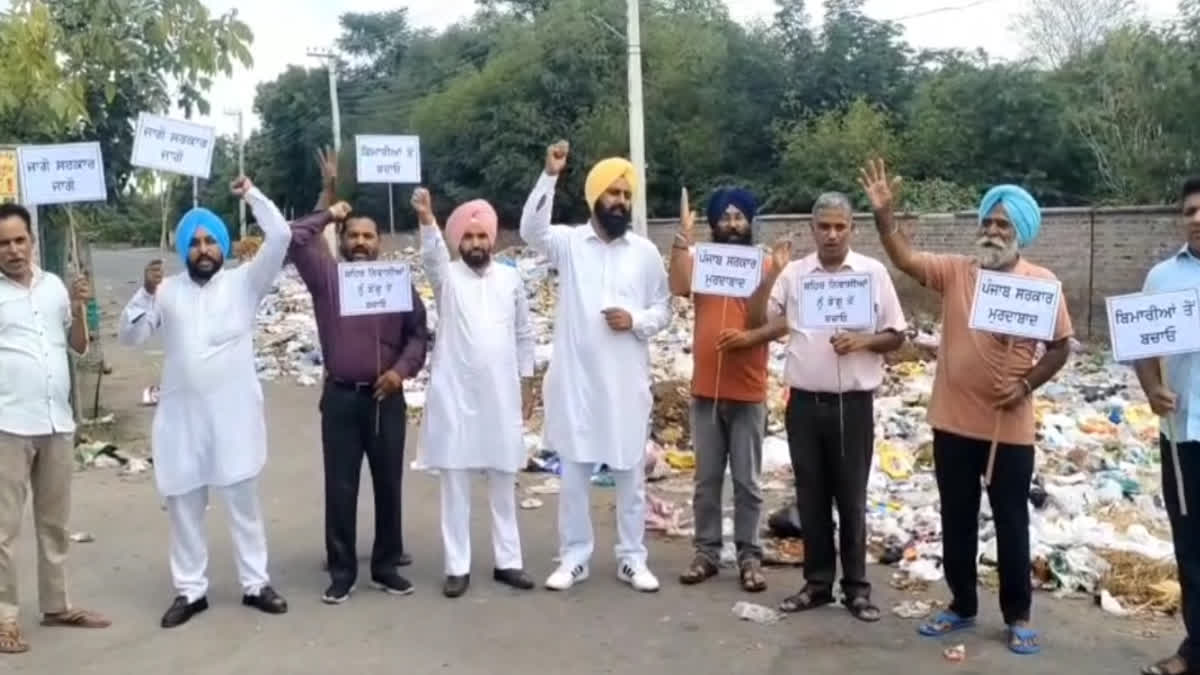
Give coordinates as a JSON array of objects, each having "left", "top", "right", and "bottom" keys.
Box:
[
  {"left": 419, "top": 223, "right": 534, "bottom": 471},
  {"left": 519, "top": 172, "right": 671, "bottom": 471},
  {"left": 118, "top": 188, "right": 292, "bottom": 497}
]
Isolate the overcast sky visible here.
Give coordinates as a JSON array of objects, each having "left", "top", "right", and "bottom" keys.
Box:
[{"left": 173, "top": 0, "right": 1178, "bottom": 135}]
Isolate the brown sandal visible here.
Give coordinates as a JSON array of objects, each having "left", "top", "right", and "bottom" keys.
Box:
[
  {"left": 0, "top": 622, "right": 28, "bottom": 653},
  {"left": 40, "top": 608, "right": 110, "bottom": 628},
  {"left": 739, "top": 559, "right": 767, "bottom": 593},
  {"left": 1142, "top": 655, "right": 1192, "bottom": 675},
  {"left": 679, "top": 555, "right": 719, "bottom": 585}
]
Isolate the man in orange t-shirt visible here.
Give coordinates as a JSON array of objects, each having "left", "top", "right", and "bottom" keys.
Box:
[
  {"left": 861, "top": 159, "right": 1072, "bottom": 656},
  {"left": 667, "top": 187, "right": 787, "bottom": 593}
]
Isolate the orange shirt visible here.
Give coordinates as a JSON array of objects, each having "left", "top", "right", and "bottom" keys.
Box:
[
  {"left": 682, "top": 251, "right": 772, "bottom": 403},
  {"left": 917, "top": 254, "right": 1074, "bottom": 446}
]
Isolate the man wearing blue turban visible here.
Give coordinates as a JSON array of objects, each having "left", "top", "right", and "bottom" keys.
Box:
[
  {"left": 118, "top": 177, "right": 294, "bottom": 629},
  {"left": 861, "top": 159, "right": 1074, "bottom": 655},
  {"left": 668, "top": 186, "right": 787, "bottom": 594}
]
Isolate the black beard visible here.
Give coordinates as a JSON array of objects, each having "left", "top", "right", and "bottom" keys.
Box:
[
  {"left": 340, "top": 245, "right": 375, "bottom": 261},
  {"left": 187, "top": 255, "right": 223, "bottom": 282},
  {"left": 461, "top": 248, "right": 490, "bottom": 268},
  {"left": 596, "top": 205, "right": 631, "bottom": 238},
  {"left": 712, "top": 228, "right": 752, "bottom": 245}
]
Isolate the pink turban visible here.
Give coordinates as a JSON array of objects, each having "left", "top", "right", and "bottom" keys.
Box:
[{"left": 445, "top": 199, "right": 498, "bottom": 250}]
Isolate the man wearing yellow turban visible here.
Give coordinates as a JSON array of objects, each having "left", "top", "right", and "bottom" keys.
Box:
[{"left": 520, "top": 140, "right": 671, "bottom": 593}]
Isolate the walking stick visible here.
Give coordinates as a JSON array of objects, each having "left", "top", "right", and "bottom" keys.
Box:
[
  {"left": 984, "top": 337, "right": 1015, "bottom": 486},
  {"left": 1160, "top": 359, "right": 1188, "bottom": 516}
]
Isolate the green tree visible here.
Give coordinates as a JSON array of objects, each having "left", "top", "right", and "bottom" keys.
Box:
[{"left": 0, "top": 2, "right": 87, "bottom": 137}]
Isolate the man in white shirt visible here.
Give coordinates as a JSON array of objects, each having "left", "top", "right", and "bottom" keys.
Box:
[
  {"left": 412, "top": 188, "right": 536, "bottom": 599},
  {"left": 0, "top": 202, "right": 110, "bottom": 653},
  {"left": 118, "top": 178, "right": 293, "bottom": 628},
  {"left": 519, "top": 140, "right": 672, "bottom": 593}
]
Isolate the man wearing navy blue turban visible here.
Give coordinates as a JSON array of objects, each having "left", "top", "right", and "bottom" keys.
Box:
[
  {"left": 668, "top": 187, "right": 788, "bottom": 594},
  {"left": 118, "top": 177, "right": 295, "bottom": 629},
  {"left": 861, "top": 159, "right": 1074, "bottom": 655}
]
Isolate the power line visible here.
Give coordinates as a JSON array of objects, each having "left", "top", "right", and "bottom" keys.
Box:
[{"left": 883, "top": 0, "right": 1001, "bottom": 22}]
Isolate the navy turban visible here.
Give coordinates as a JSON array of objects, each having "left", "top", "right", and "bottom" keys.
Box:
[
  {"left": 979, "top": 185, "right": 1041, "bottom": 248},
  {"left": 175, "top": 208, "right": 232, "bottom": 265},
  {"left": 707, "top": 188, "right": 758, "bottom": 229}
]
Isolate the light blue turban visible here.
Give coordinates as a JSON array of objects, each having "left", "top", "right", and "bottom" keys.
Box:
[
  {"left": 979, "top": 185, "right": 1041, "bottom": 248},
  {"left": 175, "top": 207, "right": 231, "bottom": 265}
]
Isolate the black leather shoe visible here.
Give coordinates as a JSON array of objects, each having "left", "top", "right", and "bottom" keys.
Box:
[
  {"left": 442, "top": 575, "right": 470, "bottom": 598},
  {"left": 493, "top": 568, "right": 535, "bottom": 590},
  {"left": 371, "top": 572, "right": 414, "bottom": 596},
  {"left": 242, "top": 585, "right": 288, "bottom": 614},
  {"left": 161, "top": 595, "right": 208, "bottom": 629}
]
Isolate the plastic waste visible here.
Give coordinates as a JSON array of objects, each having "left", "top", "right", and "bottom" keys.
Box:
[{"left": 732, "top": 601, "right": 783, "bottom": 625}]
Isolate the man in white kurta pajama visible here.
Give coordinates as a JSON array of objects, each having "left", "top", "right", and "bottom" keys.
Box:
[
  {"left": 413, "top": 189, "right": 536, "bottom": 599},
  {"left": 118, "top": 178, "right": 291, "bottom": 628},
  {"left": 520, "top": 141, "right": 671, "bottom": 593}
]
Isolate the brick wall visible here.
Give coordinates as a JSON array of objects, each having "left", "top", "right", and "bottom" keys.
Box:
[{"left": 646, "top": 207, "right": 1190, "bottom": 342}]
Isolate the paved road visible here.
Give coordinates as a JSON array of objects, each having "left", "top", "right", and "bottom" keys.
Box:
[{"left": 0, "top": 246, "right": 1181, "bottom": 673}]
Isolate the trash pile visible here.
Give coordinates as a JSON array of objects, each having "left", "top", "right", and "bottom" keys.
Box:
[{"left": 248, "top": 241, "right": 1180, "bottom": 617}]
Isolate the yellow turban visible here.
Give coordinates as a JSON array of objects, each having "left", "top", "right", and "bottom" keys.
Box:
[{"left": 585, "top": 158, "right": 638, "bottom": 213}]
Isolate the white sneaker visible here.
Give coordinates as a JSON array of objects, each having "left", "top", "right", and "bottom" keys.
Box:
[
  {"left": 618, "top": 561, "right": 660, "bottom": 592},
  {"left": 545, "top": 563, "right": 589, "bottom": 591}
]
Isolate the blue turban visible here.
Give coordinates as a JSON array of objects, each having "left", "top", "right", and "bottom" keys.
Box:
[
  {"left": 175, "top": 207, "right": 231, "bottom": 265},
  {"left": 707, "top": 188, "right": 758, "bottom": 228},
  {"left": 979, "top": 185, "right": 1041, "bottom": 248}
]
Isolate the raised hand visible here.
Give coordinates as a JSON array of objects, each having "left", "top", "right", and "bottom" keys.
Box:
[
  {"left": 410, "top": 187, "right": 434, "bottom": 226},
  {"left": 143, "top": 259, "right": 164, "bottom": 295},
  {"left": 231, "top": 176, "right": 254, "bottom": 199},
  {"left": 678, "top": 187, "right": 695, "bottom": 246},
  {"left": 328, "top": 201, "right": 352, "bottom": 221},
  {"left": 857, "top": 158, "right": 901, "bottom": 213},
  {"left": 770, "top": 237, "right": 792, "bottom": 270},
  {"left": 315, "top": 146, "right": 338, "bottom": 187},
  {"left": 545, "top": 140, "right": 569, "bottom": 176},
  {"left": 69, "top": 275, "right": 91, "bottom": 306}
]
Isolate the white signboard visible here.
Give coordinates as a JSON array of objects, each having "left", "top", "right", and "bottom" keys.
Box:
[
  {"left": 690, "top": 243, "right": 763, "bottom": 298},
  {"left": 1106, "top": 289, "right": 1200, "bottom": 363},
  {"left": 17, "top": 142, "right": 106, "bottom": 205},
  {"left": 131, "top": 112, "right": 216, "bottom": 179},
  {"left": 338, "top": 262, "right": 413, "bottom": 316},
  {"left": 799, "top": 273, "right": 875, "bottom": 331},
  {"left": 355, "top": 135, "right": 421, "bottom": 184},
  {"left": 968, "top": 270, "right": 1062, "bottom": 341}
]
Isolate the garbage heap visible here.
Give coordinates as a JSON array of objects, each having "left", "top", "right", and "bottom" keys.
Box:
[{"left": 249, "top": 243, "right": 1180, "bottom": 616}]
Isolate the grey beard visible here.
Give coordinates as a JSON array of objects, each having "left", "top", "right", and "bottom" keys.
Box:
[{"left": 974, "top": 239, "right": 1019, "bottom": 270}]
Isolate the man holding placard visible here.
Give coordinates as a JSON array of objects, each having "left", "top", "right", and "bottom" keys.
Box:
[
  {"left": 118, "top": 177, "right": 291, "bottom": 628},
  {"left": 668, "top": 186, "right": 781, "bottom": 593},
  {"left": 0, "top": 203, "right": 109, "bottom": 651},
  {"left": 520, "top": 140, "right": 671, "bottom": 593},
  {"left": 1128, "top": 176, "right": 1200, "bottom": 675},
  {"left": 288, "top": 185, "right": 428, "bottom": 606},
  {"left": 412, "top": 188, "right": 536, "bottom": 599},
  {"left": 749, "top": 191, "right": 905, "bottom": 622},
  {"left": 861, "top": 159, "right": 1072, "bottom": 654}
]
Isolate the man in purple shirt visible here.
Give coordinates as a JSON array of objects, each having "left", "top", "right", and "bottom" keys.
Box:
[{"left": 289, "top": 176, "right": 429, "bottom": 605}]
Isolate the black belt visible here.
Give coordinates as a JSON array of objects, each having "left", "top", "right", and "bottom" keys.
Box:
[
  {"left": 327, "top": 378, "right": 374, "bottom": 392},
  {"left": 790, "top": 388, "right": 873, "bottom": 406}
]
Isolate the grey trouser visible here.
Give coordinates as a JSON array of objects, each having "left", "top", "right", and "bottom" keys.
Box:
[{"left": 689, "top": 397, "right": 765, "bottom": 563}]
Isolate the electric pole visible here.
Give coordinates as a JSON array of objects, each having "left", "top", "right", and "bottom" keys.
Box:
[
  {"left": 307, "top": 48, "right": 342, "bottom": 152},
  {"left": 627, "top": 0, "right": 648, "bottom": 236},
  {"left": 225, "top": 108, "right": 246, "bottom": 238}
]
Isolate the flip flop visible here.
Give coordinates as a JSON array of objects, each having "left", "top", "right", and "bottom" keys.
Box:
[
  {"left": 1008, "top": 625, "right": 1041, "bottom": 655},
  {"left": 918, "top": 610, "right": 975, "bottom": 637}
]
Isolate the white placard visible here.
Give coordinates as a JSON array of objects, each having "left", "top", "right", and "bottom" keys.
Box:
[
  {"left": 355, "top": 135, "right": 421, "bottom": 184},
  {"left": 690, "top": 243, "right": 763, "bottom": 298},
  {"left": 17, "top": 142, "right": 106, "bottom": 205},
  {"left": 337, "top": 262, "right": 413, "bottom": 316},
  {"left": 1106, "top": 289, "right": 1200, "bottom": 363},
  {"left": 798, "top": 273, "right": 875, "bottom": 331},
  {"left": 968, "top": 270, "right": 1062, "bottom": 341},
  {"left": 130, "top": 112, "right": 216, "bottom": 179}
]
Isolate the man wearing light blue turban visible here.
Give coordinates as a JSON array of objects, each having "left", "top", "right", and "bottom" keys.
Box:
[
  {"left": 118, "top": 177, "right": 294, "bottom": 629},
  {"left": 861, "top": 159, "right": 1075, "bottom": 656}
]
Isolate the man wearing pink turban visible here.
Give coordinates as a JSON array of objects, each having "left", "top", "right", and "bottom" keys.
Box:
[{"left": 412, "top": 188, "right": 536, "bottom": 599}]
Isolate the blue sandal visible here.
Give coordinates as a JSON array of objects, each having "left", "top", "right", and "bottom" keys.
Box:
[
  {"left": 918, "top": 610, "right": 975, "bottom": 637},
  {"left": 1008, "top": 625, "right": 1041, "bottom": 655}
]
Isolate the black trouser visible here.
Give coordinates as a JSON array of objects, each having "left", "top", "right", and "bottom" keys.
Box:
[
  {"left": 933, "top": 429, "right": 1034, "bottom": 625},
  {"left": 1162, "top": 436, "right": 1199, "bottom": 664},
  {"left": 320, "top": 381, "right": 407, "bottom": 585},
  {"left": 786, "top": 389, "right": 874, "bottom": 597}
]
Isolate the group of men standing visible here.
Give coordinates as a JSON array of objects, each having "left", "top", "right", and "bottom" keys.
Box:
[{"left": 0, "top": 139, "right": 1195, "bottom": 674}]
